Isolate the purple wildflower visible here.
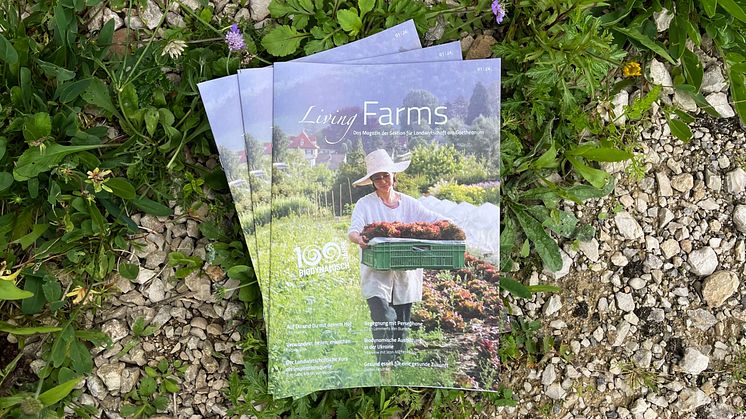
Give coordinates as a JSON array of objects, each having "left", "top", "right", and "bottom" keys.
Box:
[
  {"left": 491, "top": 0, "right": 506, "bottom": 24},
  {"left": 225, "top": 24, "right": 246, "bottom": 51}
]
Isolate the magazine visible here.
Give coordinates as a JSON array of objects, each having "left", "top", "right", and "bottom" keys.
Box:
[
  {"left": 236, "top": 20, "right": 422, "bottom": 320},
  {"left": 200, "top": 21, "right": 421, "bottom": 331},
  {"left": 269, "top": 59, "right": 502, "bottom": 398},
  {"left": 239, "top": 42, "right": 463, "bottom": 393}
]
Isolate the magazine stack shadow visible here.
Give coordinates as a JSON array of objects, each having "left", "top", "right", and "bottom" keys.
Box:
[{"left": 198, "top": 20, "right": 503, "bottom": 399}]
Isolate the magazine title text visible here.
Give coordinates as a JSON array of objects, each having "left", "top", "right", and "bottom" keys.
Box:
[{"left": 298, "top": 101, "right": 448, "bottom": 144}]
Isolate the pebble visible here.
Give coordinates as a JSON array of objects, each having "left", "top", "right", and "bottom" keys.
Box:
[
  {"left": 687, "top": 246, "right": 718, "bottom": 276},
  {"left": 615, "top": 292, "right": 635, "bottom": 312},
  {"left": 725, "top": 167, "right": 746, "bottom": 194},
  {"left": 733, "top": 205, "right": 746, "bottom": 233},
  {"left": 614, "top": 212, "right": 644, "bottom": 240},
  {"left": 671, "top": 173, "right": 694, "bottom": 193},
  {"left": 702, "top": 270, "right": 740, "bottom": 307},
  {"left": 680, "top": 348, "right": 710, "bottom": 375},
  {"left": 543, "top": 295, "right": 562, "bottom": 316}
]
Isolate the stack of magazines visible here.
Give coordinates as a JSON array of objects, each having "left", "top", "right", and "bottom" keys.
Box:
[{"left": 198, "top": 20, "right": 503, "bottom": 399}]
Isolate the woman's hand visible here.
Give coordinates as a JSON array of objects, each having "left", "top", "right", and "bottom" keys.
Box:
[{"left": 348, "top": 232, "right": 369, "bottom": 249}]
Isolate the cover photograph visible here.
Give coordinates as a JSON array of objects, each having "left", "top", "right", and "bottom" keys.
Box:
[{"left": 269, "top": 59, "right": 502, "bottom": 397}]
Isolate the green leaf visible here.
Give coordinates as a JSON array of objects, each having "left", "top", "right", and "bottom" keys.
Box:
[
  {"left": 718, "top": 0, "right": 746, "bottom": 23},
  {"left": 261, "top": 25, "right": 304, "bottom": 57},
  {"left": 14, "top": 143, "right": 104, "bottom": 181},
  {"left": 667, "top": 117, "right": 693, "bottom": 142},
  {"left": 23, "top": 112, "right": 52, "bottom": 142},
  {"left": 58, "top": 78, "right": 92, "bottom": 103},
  {"left": 139, "top": 376, "right": 157, "bottom": 397},
  {"left": 12, "top": 224, "right": 49, "bottom": 250},
  {"left": 668, "top": 16, "right": 686, "bottom": 60},
  {"left": 359, "top": 0, "right": 375, "bottom": 18},
  {"left": 106, "top": 177, "right": 136, "bottom": 200},
  {"left": 729, "top": 63, "right": 746, "bottom": 125},
  {"left": 98, "top": 17, "right": 115, "bottom": 47},
  {"left": 120, "top": 262, "right": 139, "bottom": 280},
  {"left": 0, "top": 137, "right": 6, "bottom": 160},
  {"left": 337, "top": 9, "right": 362, "bottom": 35},
  {"left": 499, "top": 276, "right": 531, "bottom": 299},
  {"left": 119, "top": 83, "right": 139, "bottom": 119},
  {"left": 0, "top": 33, "right": 18, "bottom": 65},
  {"left": 532, "top": 143, "right": 558, "bottom": 169},
  {"left": 614, "top": 26, "right": 676, "bottom": 64},
  {"left": 0, "top": 281, "right": 34, "bottom": 300},
  {"left": 36, "top": 60, "right": 76, "bottom": 83},
  {"left": 131, "top": 196, "right": 173, "bottom": 216},
  {"left": 82, "top": 78, "right": 117, "bottom": 115},
  {"left": 700, "top": 0, "right": 717, "bottom": 17},
  {"left": 70, "top": 339, "right": 93, "bottom": 374},
  {"left": 681, "top": 49, "right": 703, "bottom": 90},
  {"left": 157, "top": 358, "right": 169, "bottom": 373},
  {"left": 42, "top": 280, "right": 62, "bottom": 302},
  {"left": 38, "top": 377, "right": 83, "bottom": 407},
  {"left": 567, "top": 156, "right": 608, "bottom": 189},
  {"left": 144, "top": 107, "right": 159, "bottom": 136},
  {"left": 527, "top": 284, "right": 562, "bottom": 293},
  {"left": 0, "top": 172, "right": 13, "bottom": 192},
  {"left": 0, "top": 321, "right": 62, "bottom": 335},
  {"left": 568, "top": 144, "right": 633, "bottom": 162},
  {"left": 22, "top": 276, "right": 46, "bottom": 314},
  {"left": 512, "top": 207, "right": 563, "bottom": 272},
  {"left": 163, "top": 378, "right": 180, "bottom": 393}
]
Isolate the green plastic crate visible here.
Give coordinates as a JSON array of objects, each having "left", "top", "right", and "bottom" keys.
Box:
[{"left": 362, "top": 240, "right": 466, "bottom": 270}]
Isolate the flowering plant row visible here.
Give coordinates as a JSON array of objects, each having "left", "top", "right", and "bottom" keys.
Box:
[{"left": 362, "top": 220, "right": 466, "bottom": 241}]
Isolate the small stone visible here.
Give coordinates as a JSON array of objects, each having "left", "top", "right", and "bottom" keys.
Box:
[
  {"left": 656, "top": 172, "right": 673, "bottom": 197},
  {"left": 185, "top": 272, "right": 215, "bottom": 302},
  {"left": 101, "top": 320, "right": 128, "bottom": 343},
  {"left": 545, "top": 383, "right": 566, "bottom": 400},
  {"left": 191, "top": 317, "right": 208, "bottom": 330},
  {"left": 687, "top": 309, "right": 718, "bottom": 331},
  {"left": 230, "top": 351, "right": 244, "bottom": 365},
  {"left": 726, "top": 168, "right": 746, "bottom": 194},
  {"left": 676, "top": 388, "right": 711, "bottom": 412},
  {"left": 701, "top": 66, "right": 727, "bottom": 93},
  {"left": 146, "top": 277, "right": 166, "bottom": 303},
  {"left": 631, "top": 398, "right": 649, "bottom": 415},
  {"left": 660, "top": 239, "right": 681, "bottom": 259},
  {"left": 578, "top": 238, "right": 600, "bottom": 262},
  {"left": 135, "top": 268, "right": 158, "bottom": 285},
  {"left": 611, "top": 320, "right": 631, "bottom": 347},
  {"left": 615, "top": 212, "right": 644, "bottom": 240},
  {"left": 705, "top": 92, "right": 735, "bottom": 118},
  {"left": 250, "top": 0, "right": 271, "bottom": 20},
  {"left": 687, "top": 247, "right": 718, "bottom": 276},
  {"left": 653, "top": 8, "right": 674, "bottom": 32},
  {"left": 611, "top": 252, "right": 629, "bottom": 267},
  {"left": 702, "top": 270, "right": 740, "bottom": 307},
  {"left": 465, "top": 35, "right": 496, "bottom": 60},
  {"left": 632, "top": 349, "right": 652, "bottom": 369},
  {"left": 705, "top": 171, "right": 722, "bottom": 191},
  {"left": 86, "top": 375, "right": 107, "bottom": 400},
  {"left": 206, "top": 324, "right": 222, "bottom": 335},
  {"left": 680, "top": 348, "right": 709, "bottom": 375},
  {"left": 628, "top": 277, "right": 645, "bottom": 290},
  {"left": 543, "top": 295, "right": 562, "bottom": 316},
  {"left": 542, "top": 364, "right": 557, "bottom": 386},
  {"left": 648, "top": 59, "right": 673, "bottom": 87},
  {"left": 139, "top": 0, "right": 164, "bottom": 30},
  {"left": 733, "top": 205, "right": 746, "bottom": 233},
  {"left": 201, "top": 355, "right": 219, "bottom": 374},
  {"left": 616, "top": 292, "right": 635, "bottom": 312},
  {"left": 658, "top": 208, "right": 675, "bottom": 229},
  {"left": 97, "top": 362, "right": 126, "bottom": 391},
  {"left": 671, "top": 173, "right": 694, "bottom": 193},
  {"left": 139, "top": 214, "right": 165, "bottom": 233}
]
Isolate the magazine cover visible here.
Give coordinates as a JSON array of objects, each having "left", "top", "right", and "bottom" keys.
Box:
[
  {"left": 197, "top": 76, "right": 260, "bottom": 282},
  {"left": 269, "top": 59, "right": 501, "bottom": 398},
  {"left": 236, "top": 20, "right": 422, "bottom": 314}
]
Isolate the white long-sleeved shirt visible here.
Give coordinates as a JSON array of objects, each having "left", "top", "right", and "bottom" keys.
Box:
[{"left": 348, "top": 192, "right": 442, "bottom": 304}]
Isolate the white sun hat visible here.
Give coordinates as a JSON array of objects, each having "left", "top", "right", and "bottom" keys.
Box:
[{"left": 352, "top": 149, "right": 411, "bottom": 186}]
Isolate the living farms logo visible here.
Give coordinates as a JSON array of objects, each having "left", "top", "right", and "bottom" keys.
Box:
[{"left": 294, "top": 241, "right": 350, "bottom": 277}]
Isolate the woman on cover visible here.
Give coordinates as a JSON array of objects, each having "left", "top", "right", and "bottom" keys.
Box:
[{"left": 347, "top": 149, "right": 445, "bottom": 370}]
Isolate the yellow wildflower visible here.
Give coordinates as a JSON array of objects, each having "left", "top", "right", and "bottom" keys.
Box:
[
  {"left": 66, "top": 286, "right": 100, "bottom": 304},
  {"left": 622, "top": 61, "right": 642, "bottom": 77},
  {"left": 0, "top": 261, "right": 21, "bottom": 282},
  {"left": 86, "top": 167, "right": 113, "bottom": 193}
]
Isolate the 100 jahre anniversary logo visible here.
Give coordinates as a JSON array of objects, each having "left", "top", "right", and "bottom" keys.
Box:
[{"left": 294, "top": 241, "right": 350, "bottom": 277}]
